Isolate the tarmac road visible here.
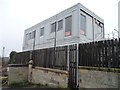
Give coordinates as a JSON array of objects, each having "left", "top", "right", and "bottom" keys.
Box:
[{"left": 1, "top": 87, "right": 66, "bottom": 90}]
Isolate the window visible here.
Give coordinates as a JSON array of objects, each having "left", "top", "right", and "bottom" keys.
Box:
[
  {"left": 51, "top": 22, "right": 56, "bottom": 33},
  {"left": 80, "top": 14, "right": 86, "bottom": 35},
  {"left": 26, "top": 34, "right": 29, "bottom": 40},
  {"left": 40, "top": 27, "right": 44, "bottom": 36},
  {"left": 65, "top": 15, "right": 72, "bottom": 36},
  {"left": 58, "top": 20, "right": 63, "bottom": 31},
  {"left": 31, "top": 32, "right": 34, "bottom": 39},
  {"left": 31, "top": 31, "right": 36, "bottom": 39},
  {"left": 33, "top": 30, "right": 36, "bottom": 38},
  {"left": 25, "top": 34, "right": 29, "bottom": 44},
  {"left": 29, "top": 32, "right": 32, "bottom": 39},
  {"left": 28, "top": 31, "right": 36, "bottom": 40}
]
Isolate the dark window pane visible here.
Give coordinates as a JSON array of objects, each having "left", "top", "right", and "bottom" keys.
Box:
[
  {"left": 51, "top": 22, "right": 56, "bottom": 33},
  {"left": 80, "top": 14, "right": 86, "bottom": 35},
  {"left": 31, "top": 32, "right": 34, "bottom": 39},
  {"left": 25, "top": 34, "right": 28, "bottom": 44},
  {"left": 65, "top": 15, "right": 72, "bottom": 36},
  {"left": 40, "top": 27, "right": 44, "bottom": 36},
  {"left": 29, "top": 32, "right": 32, "bottom": 39},
  {"left": 58, "top": 20, "right": 63, "bottom": 31},
  {"left": 26, "top": 34, "right": 29, "bottom": 40}
]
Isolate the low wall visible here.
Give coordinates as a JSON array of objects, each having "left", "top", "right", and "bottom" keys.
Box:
[
  {"left": 8, "top": 64, "right": 28, "bottom": 85},
  {"left": 78, "top": 66, "right": 120, "bottom": 88},
  {"left": 8, "top": 65, "right": 120, "bottom": 88},
  {"left": 32, "top": 67, "right": 68, "bottom": 88}
]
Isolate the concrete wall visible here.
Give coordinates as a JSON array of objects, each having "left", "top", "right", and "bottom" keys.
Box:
[
  {"left": 78, "top": 67, "right": 120, "bottom": 88},
  {"left": 32, "top": 67, "right": 68, "bottom": 88},
  {"left": 8, "top": 66, "right": 28, "bottom": 85},
  {"left": 8, "top": 65, "right": 120, "bottom": 88}
]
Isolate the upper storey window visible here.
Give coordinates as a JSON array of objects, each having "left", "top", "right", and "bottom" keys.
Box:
[
  {"left": 51, "top": 22, "right": 56, "bottom": 33},
  {"left": 80, "top": 14, "right": 86, "bottom": 35},
  {"left": 58, "top": 20, "right": 63, "bottom": 31},
  {"left": 65, "top": 15, "right": 72, "bottom": 36},
  {"left": 40, "top": 27, "right": 44, "bottom": 36}
]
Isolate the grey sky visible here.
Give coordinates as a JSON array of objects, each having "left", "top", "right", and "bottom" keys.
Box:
[{"left": 0, "top": 0, "right": 119, "bottom": 57}]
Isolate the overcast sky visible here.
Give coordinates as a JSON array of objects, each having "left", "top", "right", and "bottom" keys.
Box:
[{"left": 0, "top": 0, "right": 119, "bottom": 57}]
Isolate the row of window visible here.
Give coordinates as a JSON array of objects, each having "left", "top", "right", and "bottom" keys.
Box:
[
  {"left": 39, "top": 19, "right": 64, "bottom": 37},
  {"left": 26, "top": 31, "right": 36, "bottom": 40},
  {"left": 26, "top": 14, "right": 87, "bottom": 40},
  {"left": 51, "top": 19, "right": 64, "bottom": 33},
  {"left": 40, "top": 15, "right": 72, "bottom": 37}
]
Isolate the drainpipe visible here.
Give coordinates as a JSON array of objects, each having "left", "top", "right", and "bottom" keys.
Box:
[
  {"left": 53, "top": 15, "right": 57, "bottom": 68},
  {"left": 33, "top": 30, "right": 36, "bottom": 51},
  {"left": 30, "top": 30, "right": 36, "bottom": 60},
  {"left": 53, "top": 22, "right": 57, "bottom": 68},
  {"left": 29, "top": 30, "right": 36, "bottom": 83},
  {"left": 92, "top": 18, "right": 95, "bottom": 41}
]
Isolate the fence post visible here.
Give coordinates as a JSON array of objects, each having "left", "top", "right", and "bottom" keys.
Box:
[
  {"left": 67, "top": 45, "right": 70, "bottom": 71},
  {"left": 28, "top": 60, "right": 33, "bottom": 83},
  {"left": 76, "top": 44, "right": 79, "bottom": 88}
]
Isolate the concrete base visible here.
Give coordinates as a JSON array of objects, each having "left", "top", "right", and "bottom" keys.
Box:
[
  {"left": 32, "top": 67, "right": 68, "bottom": 88},
  {"left": 78, "top": 67, "right": 120, "bottom": 88},
  {"left": 8, "top": 65, "right": 120, "bottom": 88},
  {"left": 8, "top": 64, "right": 28, "bottom": 85}
]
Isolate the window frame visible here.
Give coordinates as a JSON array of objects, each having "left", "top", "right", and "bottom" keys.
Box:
[
  {"left": 28, "top": 30, "right": 36, "bottom": 40},
  {"left": 65, "top": 15, "right": 72, "bottom": 36},
  {"left": 31, "top": 30, "right": 36, "bottom": 39},
  {"left": 80, "top": 14, "right": 86, "bottom": 35},
  {"left": 29, "top": 32, "right": 32, "bottom": 39},
  {"left": 40, "top": 27, "right": 44, "bottom": 36},
  {"left": 58, "top": 19, "right": 63, "bottom": 31},
  {"left": 26, "top": 33, "right": 29, "bottom": 40},
  {"left": 51, "top": 22, "right": 56, "bottom": 33}
]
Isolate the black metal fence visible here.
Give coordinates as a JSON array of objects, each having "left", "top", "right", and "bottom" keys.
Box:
[
  {"left": 15, "top": 46, "right": 68, "bottom": 70},
  {"left": 79, "top": 38, "right": 120, "bottom": 68},
  {"left": 15, "top": 51, "right": 30, "bottom": 64},
  {"left": 14, "top": 38, "right": 120, "bottom": 69}
]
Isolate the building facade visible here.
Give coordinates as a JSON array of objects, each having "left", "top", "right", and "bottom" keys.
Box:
[{"left": 23, "top": 3, "right": 104, "bottom": 51}]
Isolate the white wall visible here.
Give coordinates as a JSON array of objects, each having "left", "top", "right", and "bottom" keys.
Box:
[
  {"left": 23, "top": 4, "right": 79, "bottom": 51},
  {"left": 23, "top": 3, "right": 104, "bottom": 51}
]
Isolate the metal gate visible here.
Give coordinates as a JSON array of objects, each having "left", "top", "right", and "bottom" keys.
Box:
[{"left": 68, "top": 44, "right": 79, "bottom": 89}]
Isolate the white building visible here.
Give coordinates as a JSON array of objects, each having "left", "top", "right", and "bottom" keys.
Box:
[{"left": 23, "top": 3, "right": 104, "bottom": 51}]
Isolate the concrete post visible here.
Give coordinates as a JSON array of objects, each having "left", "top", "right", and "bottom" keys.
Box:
[{"left": 28, "top": 60, "right": 33, "bottom": 83}]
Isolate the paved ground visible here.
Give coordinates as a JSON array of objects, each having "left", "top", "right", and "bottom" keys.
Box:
[
  {"left": 2, "top": 87, "right": 69, "bottom": 90},
  {"left": 2, "top": 88, "right": 63, "bottom": 90}
]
